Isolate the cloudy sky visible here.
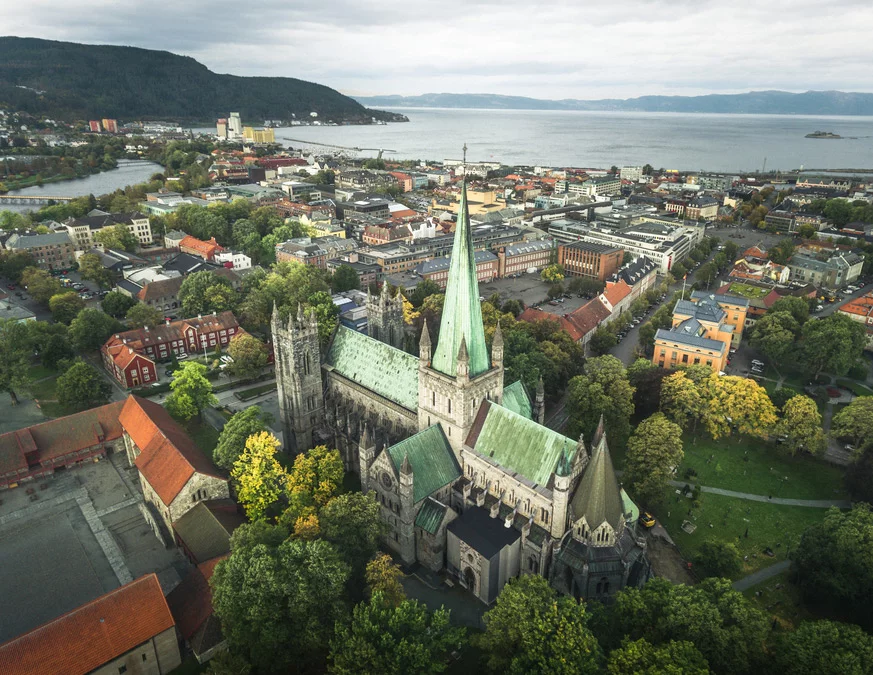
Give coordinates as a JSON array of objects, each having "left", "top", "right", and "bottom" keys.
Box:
[{"left": 7, "top": 0, "right": 873, "bottom": 99}]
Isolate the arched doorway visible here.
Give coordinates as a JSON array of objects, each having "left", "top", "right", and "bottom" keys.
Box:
[{"left": 463, "top": 567, "right": 477, "bottom": 595}]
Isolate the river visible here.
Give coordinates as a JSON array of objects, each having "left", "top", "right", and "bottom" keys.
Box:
[
  {"left": 197, "top": 109, "right": 873, "bottom": 173},
  {"left": 1, "top": 159, "right": 163, "bottom": 213}
]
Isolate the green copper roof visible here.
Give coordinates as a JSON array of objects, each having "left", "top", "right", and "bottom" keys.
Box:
[
  {"left": 387, "top": 425, "right": 461, "bottom": 503},
  {"left": 415, "top": 497, "right": 448, "bottom": 534},
  {"left": 470, "top": 402, "right": 577, "bottom": 487},
  {"left": 326, "top": 326, "right": 419, "bottom": 410},
  {"left": 431, "top": 183, "right": 489, "bottom": 378},
  {"left": 620, "top": 488, "right": 639, "bottom": 524},
  {"left": 570, "top": 434, "right": 624, "bottom": 531},
  {"left": 501, "top": 380, "right": 532, "bottom": 420}
]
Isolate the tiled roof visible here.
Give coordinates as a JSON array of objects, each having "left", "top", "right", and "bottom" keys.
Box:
[
  {"left": 102, "top": 311, "right": 243, "bottom": 356},
  {"left": 415, "top": 249, "right": 496, "bottom": 275},
  {"left": 167, "top": 556, "right": 227, "bottom": 642},
  {"left": 466, "top": 400, "right": 576, "bottom": 487},
  {"left": 415, "top": 497, "right": 448, "bottom": 534},
  {"left": 172, "top": 500, "right": 244, "bottom": 563},
  {"left": 106, "top": 343, "right": 153, "bottom": 371},
  {"left": 326, "top": 326, "right": 419, "bottom": 410},
  {"left": 570, "top": 432, "right": 625, "bottom": 531},
  {"left": 179, "top": 235, "right": 224, "bottom": 257},
  {"left": 567, "top": 298, "right": 612, "bottom": 339},
  {"left": 120, "top": 396, "right": 224, "bottom": 506},
  {"left": 602, "top": 279, "right": 632, "bottom": 307},
  {"left": 501, "top": 380, "right": 532, "bottom": 419},
  {"left": 386, "top": 425, "right": 461, "bottom": 503},
  {"left": 0, "top": 402, "right": 125, "bottom": 477},
  {"left": 0, "top": 574, "right": 174, "bottom": 675},
  {"left": 137, "top": 276, "right": 183, "bottom": 302}
]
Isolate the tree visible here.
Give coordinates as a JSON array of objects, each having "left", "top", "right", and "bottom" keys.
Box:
[
  {"left": 701, "top": 374, "right": 777, "bottom": 440},
  {"left": 94, "top": 223, "right": 138, "bottom": 252},
  {"left": 238, "top": 262, "right": 329, "bottom": 331},
  {"left": 540, "top": 264, "right": 565, "bottom": 284},
  {"left": 125, "top": 302, "right": 164, "bottom": 328},
  {"left": 589, "top": 326, "right": 617, "bottom": 356},
  {"left": 669, "top": 262, "right": 687, "bottom": 280},
  {"left": 55, "top": 360, "right": 111, "bottom": 410},
  {"left": 101, "top": 291, "right": 137, "bottom": 318},
  {"left": 0, "top": 318, "right": 31, "bottom": 404},
  {"left": 329, "top": 592, "right": 464, "bottom": 675},
  {"left": 568, "top": 277, "right": 605, "bottom": 297},
  {"left": 165, "top": 361, "right": 217, "bottom": 421},
  {"left": 546, "top": 282, "right": 564, "bottom": 299},
  {"left": 226, "top": 333, "right": 269, "bottom": 380},
  {"left": 769, "top": 238, "right": 795, "bottom": 265},
  {"left": 624, "top": 413, "right": 683, "bottom": 505},
  {"left": 594, "top": 578, "right": 769, "bottom": 675},
  {"left": 49, "top": 291, "right": 85, "bottom": 324},
  {"left": 21, "top": 267, "right": 63, "bottom": 305},
  {"left": 40, "top": 332, "right": 74, "bottom": 370},
  {"left": 178, "top": 270, "right": 237, "bottom": 316},
  {"left": 69, "top": 308, "right": 123, "bottom": 351},
  {"left": 408, "top": 278, "right": 441, "bottom": 308},
  {"left": 801, "top": 314, "right": 866, "bottom": 378},
  {"left": 696, "top": 261, "right": 718, "bottom": 287},
  {"left": 567, "top": 355, "right": 635, "bottom": 445},
  {"left": 205, "top": 650, "right": 251, "bottom": 675},
  {"left": 769, "top": 296, "right": 810, "bottom": 325},
  {"left": 77, "top": 252, "right": 114, "bottom": 288},
  {"left": 606, "top": 639, "right": 709, "bottom": 675},
  {"left": 660, "top": 371, "right": 705, "bottom": 431},
  {"left": 832, "top": 396, "right": 873, "bottom": 454},
  {"left": 281, "top": 445, "right": 344, "bottom": 525},
  {"left": 331, "top": 264, "right": 360, "bottom": 292},
  {"left": 214, "top": 406, "right": 274, "bottom": 470},
  {"left": 211, "top": 537, "right": 350, "bottom": 673},
  {"left": 0, "top": 250, "right": 36, "bottom": 282},
  {"left": 231, "top": 432, "right": 289, "bottom": 522},
  {"left": 693, "top": 540, "right": 742, "bottom": 579},
  {"left": 774, "top": 395, "right": 826, "bottom": 456},
  {"left": 773, "top": 620, "right": 873, "bottom": 675},
  {"left": 479, "top": 576, "right": 603, "bottom": 675},
  {"left": 750, "top": 311, "right": 799, "bottom": 363},
  {"left": 365, "top": 554, "right": 406, "bottom": 608},
  {"left": 792, "top": 505, "right": 873, "bottom": 626},
  {"left": 320, "top": 492, "right": 383, "bottom": 580}
]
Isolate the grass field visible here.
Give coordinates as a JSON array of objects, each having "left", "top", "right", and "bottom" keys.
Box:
[
  {"left": 184, "top": 418, "right": 221, "bottom": 463},
  {"left": 26, "top": 364, "right": 56, "bottom": 381},
  {"left": 725, "top": 282, "right": 771, "bottom": 300},
  {"left": 656, "top": 489, "right": 831, "bottom": 577},
  {"left": 234, "top": 382, "right": 276, "bottom": 401},
  {"left": 742, "top": 570, "right": 811, "bottom": 630},
  {"left": 836, "top": 379, "right": 873, "bottom": 397},
  {"left": 678, "top": 434, "right": 847, "bottom": 500}
]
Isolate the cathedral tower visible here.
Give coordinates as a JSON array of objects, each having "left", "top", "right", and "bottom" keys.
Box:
[
  {"left": 272, "top": 303, "right": 324, "bottom": 454},
  {"left": 367, "top": 282, "right": 404, "bottom": 349},
  {"left": 418, "top": 181, "right": 504, "bottom": 454}
]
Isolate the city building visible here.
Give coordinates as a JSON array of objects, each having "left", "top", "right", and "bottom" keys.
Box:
[
  {"left": 243, "top": 126, "right": 276, "bottom": 144},
  {"left": 363, "top": 224, "right": 414, "bottom": 246},
  {"left": 788, "top": 250, "right": 864, "bottom": 288},
  {"left": 0, "top": 298, "right": 35, "bottom": 322},
  {"left": 179, "top": 235, "right": 224, "bottom": 261},
  {"left": 838, "top": 292, "right": 873, "bottom": 350},
  {"left": 213, "top": 250, "right": 252, "bottom": 270},
  {"left": 619, "top": 166, "right": 643, "bottom": 182},
  {"left": 581, "top": 176, "right": 621, "bottom": 197},
  {"left": 497, "top": 240, "right": 554, "bottom": 277},
  {"left": 172, "top": 500, "right": 244, "bottom": 565},
  {"left": 228, "top": 112, "right": 242, "bottom": 139},
  {"left": 88, "top": 120, "right": 101, "bottom": 133},
  {"left": 614, "top": 256, "right": 658, "bottom": 302},
  {"left": 65, "top": 210, "right": 152, "bottom": 249},
  {"left": 273, "top": 182, "right": 651, "bottom": 603},
  {"left": 166, "top": 557, "right": 228, "bottom": 664},
  {"left": 216, "top": 118, "right": 227, "bottom": 139},
  {"left": 558, "top": 241, "right": 624, "bottom": 280},
  {"left": 4, "top": 232, "right": 75, "bottom": 271},
  {"left": 0, "top": 574, "right": 181, "bottom": 675},
  {"left": 414, "top": 249, "right": 498, "bottom": 288},
  {"left": 764, "top": 211, "right": 796, "bottom": 232},
  {"left": 101, "top": 312, "right": 245, "bottom": 387},
  {"left": 101, "top": 118, "right": 118, "bottom": 133},
  {"left": 275, "top": 238, "right": 329, "bottom": 268}
]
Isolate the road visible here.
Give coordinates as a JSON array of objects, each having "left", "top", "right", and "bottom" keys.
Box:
[{"left": 3, "top": 268, "right": 103, "bottom": 321}]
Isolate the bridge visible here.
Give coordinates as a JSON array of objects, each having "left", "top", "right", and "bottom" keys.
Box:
[{"left": 0, "top": 194, "right": 76, "bottom": 205}]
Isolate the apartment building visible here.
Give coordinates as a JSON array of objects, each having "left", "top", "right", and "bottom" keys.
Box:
[
  {"left": 414, "top": 250, "right": 498, "bottom": 288},
  {"left": 65, "top": 211, "right": 153, "bottom": 249},
  {"left": 558, "top": 241, "right": 624, "bottom": 280},
  {"left": 498, "top": 240, "right": 554, "bottom": 277},
  {"left": 4, "top": 232, "right": 75, "bottom": 271},
  {"left": 581, "top": 176, "right": 622, "bottom": 197}
]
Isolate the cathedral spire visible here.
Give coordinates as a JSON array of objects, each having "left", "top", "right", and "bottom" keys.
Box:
[{"left": 431, "top": 178, "right": 489, "bottom": 378}]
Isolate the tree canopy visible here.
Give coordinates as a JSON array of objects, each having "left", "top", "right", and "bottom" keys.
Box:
[
  {"left": 567, "top": 355, "right": 635, "bottom": 446},
  {"left": 165, "top": 361, "right": 217, "bottom": 421},
  {"left": 55, "top": 360, "right": 111, "bottom": 410},
  {"left": 624, "top": 413, "right": 683, "bottom": 505},
  {"left": 214, "top": 406, "right": 274, "bottom": 470},
  {"left": 178, "top": 270, "right": 238, "bottom": 317}
]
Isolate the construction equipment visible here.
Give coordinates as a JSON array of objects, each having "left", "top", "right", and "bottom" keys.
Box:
[{"left": 281, "top": 138, "right": 397, "bottom": 160}]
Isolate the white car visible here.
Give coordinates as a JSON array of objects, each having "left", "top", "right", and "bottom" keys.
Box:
[
  {"left": 220, "top": 355, "right": 234, "bottom": 364},
  {"left": 751, "top": 359, "right": 765, "bottom": 367}
]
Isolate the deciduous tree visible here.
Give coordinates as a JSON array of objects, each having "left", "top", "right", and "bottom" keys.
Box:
[
  {"left": 331, "top": 264, "right": 360, "bottom": 292},
  {"left": 165, "top": 361, "right": 217, "bottom": 421},
  {"left": 773, "top": 619, "right": 873, "bottom": 675},
  {"left": 801, "top": 313, "right": 866, "bottom": 378},
  {"left": 214, "top": 406, "right": 274, "bottom": 470},
  {"left": 49, "top": 290, "right": 85, "bottom": 324},
  {"left": 21, "top": 267, "right": 62, "bottom": 305},
  {"left": 365, "top": 554, "right": 406, "bottom": 608},
  {"left": 660, "top": 371, "right": 705, "bottom": 431},
  {"left": 750, "top": 311, "right": 799, "bottom": 363},
  {"left": 0, "top": 318, "right": 31, "bottom": 404},
  {"left": 606, "top": 638, "right": 709, "bottom": 675},
  {"left": 101, "top": 291, "right": 137, "bottom": 318},
  {"left": 589, "top": 326, "right": 617, "bottom": 355},
  {"left": 125, "top": 302, "right": 164, "bottom": 328},
  {"left": 281, "top": 445, "right": 344, "bottom": 525},
  {"left": 774, "top": 395, "right": 826, "bottom": 456},
  {"left": 831, "top": 396, "right": 873, "bottom": 455},
  {"left": 320, "top": 492, "right": 383, "bottom": 580},
  {"left": 624, "top": 413, "right": 683, "bottom": 504},
  {"left": 701, "top": 374, "right": 777, "bottom": 440},
  {"left": 55, "top": 360, "right": 111, "bottom": 410},
  {"left": 329, "top": 592, "right": 464, "bottom": 675},
  {"left": 226, "top": 333, "right": 269, "bottom": 379},
  {"left": 94, "top": 223, "right": 138, "bottom": 252},
  {"left": 231, "top": 431, "right": 289, "bottom": 522},
  {"left": 69, "top": 308, "right": 123, "bottom": 351},
  {"left": 567, "top": 355, "right": 635, "bottom": 445},
  {"left": 693, "top": 540, "right": 742, "bottom": 579},
  {"left": 540, "top": 263, "right": 565, "bottom": 285},
  {"left": 77, "top": 252, "right": 115, "bottom": 288},
  {"left": 178, "top": 270, "right": 237, "bottom": 316}
]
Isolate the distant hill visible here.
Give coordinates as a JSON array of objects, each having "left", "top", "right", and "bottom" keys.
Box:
[
  {"left": 0, "top": 36, "right": 406, "bottom": 124},
  {"left": 354, "top": 90, "right": 873, "bottom": 115}
]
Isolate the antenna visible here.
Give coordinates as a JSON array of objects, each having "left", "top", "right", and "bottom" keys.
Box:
[{"left": 462, "top": 143, "right": 468, "bottom": 178}]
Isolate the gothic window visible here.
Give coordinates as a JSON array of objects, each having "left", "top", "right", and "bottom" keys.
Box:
[
  {"left": 303, "top": 352, "right": 310, "bottom": 376},
  {"left": 529, "top": 556, "right": 539, "bottom": 574},
  {"left": 447, "top": 399, "right": 452, "bottom": 414},
  {"left": 432, "top": 392, "right": 436, "bottom": 407},
  {"left": 542, "top": 508, "right": 549, "bottom": 525}
]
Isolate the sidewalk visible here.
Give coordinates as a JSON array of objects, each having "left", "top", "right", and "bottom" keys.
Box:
[
  {"left": 667, "top": 481, "right": 851, "bottom": 508},
  {"left": 732, "top": 560, "right": 790, "bottom": 591}
]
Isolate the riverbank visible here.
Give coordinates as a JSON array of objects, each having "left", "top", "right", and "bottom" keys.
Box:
[{"left": 0, "top": 170, "right": 103, "bottom": 194}]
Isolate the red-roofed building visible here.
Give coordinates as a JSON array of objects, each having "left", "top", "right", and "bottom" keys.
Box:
[
  {"left": 179, "top": 235, "right": 224, "bottom": 261},
  {"left": 0, "top": 574, "right": 181, "bottom": 675},
  {"left": 166, "top": 556, "right": 228, "bottom": 663},
  {"left": 0, "top": 402, "right": 125, "bottom": 490},
  {"left": 518, "top": 296, "right": 612, "bottom": 353},
  {"left": 838, "top": 291, "right": 873, "bottom": 350},
  {"left": 101, "top": 311, "right": 244, "bottom": 388},
  {"left": 598, "top": 279, "right": 632, "bottom": 316},
  {"left": 120, "top": 396, "right": 229, "bottom": 536},
  {"left": 389, "top": 171, "right": 413, "bottom": 192}
]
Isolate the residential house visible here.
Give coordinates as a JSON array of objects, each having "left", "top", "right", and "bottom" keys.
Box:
[
  {"left": 179, "top": 235, "right": 224, "bottom": 262},
  {"left": 65, "top": 211, "right": 152, "bottom": 249},
  {"left": 838, "top": 292, "right": 873, "bottom": 350},
  {"left": 788, "top": 250, "right": 864, "bottom": 288}
]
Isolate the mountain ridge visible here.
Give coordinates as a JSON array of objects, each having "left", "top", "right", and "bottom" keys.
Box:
[
  {"left": 353, "top": 90, "right": 873, "bottom": 115},
  {"left": 0, "top": 36, "right": 406, "bottom": 124}
]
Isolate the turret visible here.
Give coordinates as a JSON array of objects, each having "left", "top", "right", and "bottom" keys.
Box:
[
  {"left": 492, "top": 320, "right": 504, "bottom": 368},
  {"left": 398, "top": 452, "right": 416, "bottom": 565},
  {"left": 419, "top": 319, "right": 432, "bottom": 364},
  {"left": 358, "top": 424, "right": 376, "bottom": 493},
  {"left": 534, "top": 375, "right": 545, "bottom": 425}
]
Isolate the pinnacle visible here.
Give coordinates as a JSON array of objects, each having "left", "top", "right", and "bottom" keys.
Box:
[
  {"left": 401, "top": 452, "right": 413, "bottom": 475},
  {"left": 419, "top": 319, "right": 431, "bottom": 346},
  {"left": 457, "top": 334, "right": 469, "bottom": 362},
  {"left": 493, "top": 319, "right": 504, "bottom": 346}
]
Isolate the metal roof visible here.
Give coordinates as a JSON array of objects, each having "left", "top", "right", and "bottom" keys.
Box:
[
  {"left": 501, "top": 380, "right": 532, "bottom": 420},
  {"left": 655, "top": 327, "right": 726, "bottom": 352},
  {"left": 431, "top": 183, "right": 490, "bottom": 378},
  {"left": 326, "top": 326, "right": 419, "bottom": 410},
  {"left": 386, "top": 425, "right": 461, "bottom": 503},
  {"left": 570, "top": 433, "right": 625, "bottom": 531},
  {"left": 415, "top": 497, "right": 448, "bottom": 534}
]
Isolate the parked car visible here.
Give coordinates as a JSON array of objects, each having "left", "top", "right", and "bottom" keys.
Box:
[
  {"left": 751, "top": 359, "right": 765, "bottom": 367},
  {"left": 639, "top": 512, "right": 656, "bottom": 528}
]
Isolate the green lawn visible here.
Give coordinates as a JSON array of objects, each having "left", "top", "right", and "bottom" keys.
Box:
[
  {"left": 742, "top": 570, "right": 811, "bottom": 630},
  {"left": 656, "top": 489, "right": 830, "bottom": 577},
  {"left": 185, "top": 418, "right": 221, "bottom": 463},
  {"left": 168, "top": 656, "right": 208, "bottom": 675},
  {"left": 27, "top": 363, "right": 57, "bottom": 381},
  {"left": 234, "top": 382, "right": 276, "bottom": 401},
  {"left": 725, "top": 282, "right": 771, "bottom": 300},
  {"left": 678, "top": 434, "right": 847, "bottom": 500},
  {"left": 836, "top": 379, "right": 873, "bottom": 397}
]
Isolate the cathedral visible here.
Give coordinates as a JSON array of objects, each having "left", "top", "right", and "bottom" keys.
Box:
[{"left": 273, "top": 183, "right": 651, "bottom": 603}]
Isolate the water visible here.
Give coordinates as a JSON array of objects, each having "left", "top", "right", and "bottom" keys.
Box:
[
  {"left": 213, "top": 109, "right": 873, "bottom": 173},
  {"left": 1, "top": 159, "right": 163, "bottom": 213}
]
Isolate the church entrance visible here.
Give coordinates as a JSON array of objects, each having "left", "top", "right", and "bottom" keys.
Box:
[{"left": 463, "top": 567, "right": 477, "bottom": 596}]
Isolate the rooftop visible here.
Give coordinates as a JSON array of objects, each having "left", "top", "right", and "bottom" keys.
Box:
[
  {"left": 446, "top": 506, "right": 520, "bottom": 559},
  {"left": 386, "top": 425, "right": 461, "bottom": 504}
]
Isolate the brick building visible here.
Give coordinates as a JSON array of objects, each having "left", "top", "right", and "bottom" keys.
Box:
[
  {"left": 4, "top": 232, "right": 75, "bottom": 271},
  {"left": 414, "top": 250, "right": 498, "bottom": 288},
  {"left": 363, "top": 224, "right": 413, "bottom": 246},
  {"left": 558, "top": 241, "right": 623, "bottom": 280},
  {"left": 498, "top": 240, "right": 554, "bottom": 277},
  {"left": 0, "top": 574, "right": 181, "bottom": 675},
  {"left": 179, "top": 235, "right": 224, "bottom": 261}
]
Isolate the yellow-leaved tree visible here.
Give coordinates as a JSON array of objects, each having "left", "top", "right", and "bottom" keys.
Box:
[
  {"left": 701, "top": 374, "right": 777, "bottom": 440},
  {"left": 231, "top": 431, "right": 289, "bottom": 522},
  {"left": 280, "top": 445, "right": 344, "bottom": 527}
]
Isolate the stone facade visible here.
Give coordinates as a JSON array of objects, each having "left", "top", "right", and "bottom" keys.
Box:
[
  {"left": 366, "top": 283, "right": 404, "bottom": 349},
  {"left": 91, "top": 626, "right": 181, "bottom": 675}
]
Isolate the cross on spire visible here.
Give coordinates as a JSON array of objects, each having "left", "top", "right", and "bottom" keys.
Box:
[{"left": 462, "top": 143, "right": 467, "bottom": 168}]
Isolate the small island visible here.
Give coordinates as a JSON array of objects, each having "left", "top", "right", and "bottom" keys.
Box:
[{"left": 805, "top": 130, "right": 842, "bottom": 139}]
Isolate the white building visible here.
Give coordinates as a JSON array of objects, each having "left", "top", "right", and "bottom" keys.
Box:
[
  {"left": 619, "top": 166, "right": 643, "bottom": 182},
  {"left": 64, "top": 210, "right": 153, "bottom": 249},
  {"left": 213, "top": 250, "right": 252, "bottom": 270},
  {"left": 228, "top": 112, "right": 242, "bottom": 139}
]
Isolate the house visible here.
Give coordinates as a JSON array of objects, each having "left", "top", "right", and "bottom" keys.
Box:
[
  {"left": 788, "top": 249, "right": 864, "bottom": 288},
  {"left": 213, "top": 250, "right": 252, "bottom": 270},
  {"left": 363, "top": 224, "right": 413, "bottom": 246},
  {"left": 102, "top": 341, "right": 159, "bottom": 389},
  {"left": 163, "top": 230, "right": 187, "bottom": 248},
  {"left": 120, "top": 396, "right": 229, "bottom": 538},
  {"left": 136, "top": 276, "right": 184, "bottom": 312},
  {"left": 65, "top": 211, "right": 152, "bottom": 249},
  {"left": 0, "top": 401, "right": 126, "bottom": 490},
  {"left": 0, "top": 574, "right": 181, "bottom": 675},
  {"left": 838, "top": 291, "right": 873, "bottom": 350},
  {"left": 4, "top": 232, "right": 75, "bottom": 271},
  {"left": 179, "top": 235, "right": 224, "bottom": 262},
  {"left": 166, "top": 557, "right": 228, "bottom": 664}
]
